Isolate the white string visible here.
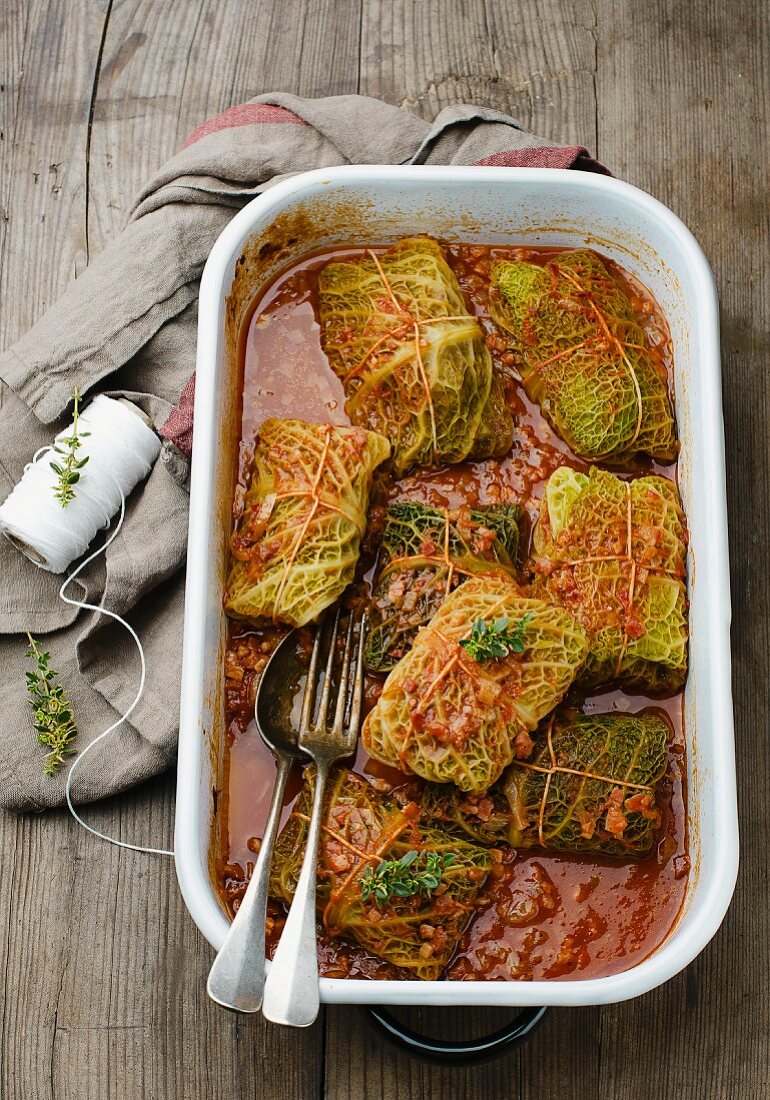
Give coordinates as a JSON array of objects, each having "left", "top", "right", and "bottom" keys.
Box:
[
  {"left": 0, "top": 396, "right": 160, "bottom": 573},
  {"left": 60, "top": 489, "right": 174, "bottom": 858}
]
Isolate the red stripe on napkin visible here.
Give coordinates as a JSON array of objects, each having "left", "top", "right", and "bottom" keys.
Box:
[
  {"left": 184, "top": 104, "right": 306, "bottom": 148},
  {"left": 474, "top": 146, "right": 611, "bottom": 175},
  {"left": 160, "top": 374, "right": 195, "bottom": 453}
]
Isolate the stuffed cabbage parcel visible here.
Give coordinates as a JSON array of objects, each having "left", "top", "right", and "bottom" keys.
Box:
[
  {"left": 532, "top": 465, "right": 688, "bottom": 692},
  {"left": 421, "top": 712, "right": 670, "bottom": 858},
  {"left": 365, "top": 501, "right": 522, "bottom": 672},
  {"left": 362, "top": 574, "right": 589, "bottom": 792},
  {"left": 269, "top": 769, "right": 492, "bottom": 980},
  {"left": 490, "top": 249, "right": 677, "bottom": 462},
  {"left": 225, "top": 418, "right": 389, "bottom": 627},
  {"left": 318, "top": 236, "right": 514, "bottom": 475}
]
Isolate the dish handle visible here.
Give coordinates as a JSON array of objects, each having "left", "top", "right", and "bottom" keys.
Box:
[{"left": 360, "top": 1004, "right": 548, "bottom": 1065}]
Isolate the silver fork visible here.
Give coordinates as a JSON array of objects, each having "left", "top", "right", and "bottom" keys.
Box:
[{"left": 261, "top": 609, "right": 366, "bottom": 1027}]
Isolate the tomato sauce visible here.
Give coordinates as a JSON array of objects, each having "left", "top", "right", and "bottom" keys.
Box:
[{"left": 213, "top": 242, "right": 689, "bottom": 982}]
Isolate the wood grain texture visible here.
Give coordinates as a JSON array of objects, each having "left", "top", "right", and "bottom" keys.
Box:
[
  {"left": 358, "top": 0, "right": 598, "bottom": 144},
  {"left": 592, "top": 5, "right": 770, "bottom": 1095},
  {"left": 1, "top": 0, "right": 768, "bottom": 1097},
  {"left": 86, "top": 0, "right": 363, "bottom": 246},
  {"left": 0, "top": 0, "right": 104, "bottom": 345}
]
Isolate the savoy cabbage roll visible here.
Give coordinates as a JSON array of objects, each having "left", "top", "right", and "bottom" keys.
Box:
[
  {"left": 490, "top": 249, "right": 677, "bottom": 462},
  {"left": 269, "top": 769, "right": 492, "bottom": 981},
  {"left": 225, "top": 418, "right": 390, "bottom": 627},
  {"left": 532, "top": 465, "right": 688, "bottom": 692},
  {"left": 421, "top": 712, "right": 670, "bottom": 858},
  {"left": 318, "top": 237, "right": 514, "bottom": 475},
  {"left": 365, "top": 501, "right": 523, "bottom": 672},
  {"left": 362, "top": 574, "right": 589, "bottom": 792}
]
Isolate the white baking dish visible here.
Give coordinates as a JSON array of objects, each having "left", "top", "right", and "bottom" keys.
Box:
[{"left": 175, "top": 166, "right": 737, "bottom": 1007}]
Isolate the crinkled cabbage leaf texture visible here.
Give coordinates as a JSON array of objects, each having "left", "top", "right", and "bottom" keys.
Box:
[
  {"left": 225, "top": 418, "right": 390, "bottom": 627},
  {"left": 490, "top": 249, "right": 677, "bottom": 462},
  {"left": 318, "top": 236, "right": 513, "bottom": 475},
  {"left": 532, "top": 465, "right": 688, "bottom": 692},
  {"left": 365, "top": 501, "right": 522, "bottom": 672},
  {"left": 363, "top": 574, "right": 589, "bottom": 792},
  {"left": 421, "top": 712, "right": 670, "bottom": 858},
  {"left": 504, "top": 712, "right": 670, "bottom": 856},
  {"left": 269, "top": 769, "right": 492, "bottom": 981}
]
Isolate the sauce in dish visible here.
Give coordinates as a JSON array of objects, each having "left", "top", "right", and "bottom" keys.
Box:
[{"left": 213, "top": 240, "right": 689, "bottom": 983}]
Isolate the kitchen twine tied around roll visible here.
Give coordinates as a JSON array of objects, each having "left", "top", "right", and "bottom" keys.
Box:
[{"left": 0, "top": 395, "right": 174, "bottom": 857}]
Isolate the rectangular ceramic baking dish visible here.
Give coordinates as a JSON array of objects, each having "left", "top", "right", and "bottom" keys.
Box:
[{"left": 175, "top": 165, "right": 738, "bottom": 1007}]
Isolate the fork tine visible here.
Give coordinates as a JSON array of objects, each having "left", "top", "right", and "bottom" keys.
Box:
[
  {"left": 314, "top": 607, "right": 341, "bottom": 731},
  {"left": 346, "top": 614, "right": 367, "bottom": 741},
  {"left": 332, "top": 613, "right": 357, "bottom": 732},
  {"left": 298, "top": 615, "right": 325, "bottom": 735}
]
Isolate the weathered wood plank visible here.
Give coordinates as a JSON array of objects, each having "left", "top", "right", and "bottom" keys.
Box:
[
  {"left": 357, "top": 0, "right": 598, "bottom": 148},
  {"left": 0, "top": 0, "right": 105, "bottom": 346},
  {"left": 594, "top": 2, "right": 770, "bottom": 1094},
  {"left": 326, "top": 1004, "right": 606, "bottom": 1100},
  {"left": 86, "top": 0, "right": 365, "bottom": 246},
  {"left": 0, "top": 6, "right": 108, "bottom": 1098}
]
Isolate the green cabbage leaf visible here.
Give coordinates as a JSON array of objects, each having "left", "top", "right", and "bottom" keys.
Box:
[
  {"left": 225, "top": 418, "right": 390, "bottom": 627},
  {"left": 365, "top": 501, "right": 522, "bottom": 672},
  {"left": 421, "top": 712, "right": 670, "bottom": 857},
  {"left": 490, "top": 249, "right": 677, "bottom": 462},
  {"left": 532, "top": 465, "right": 688, "bottom": 691},
  {"left": 269, "top": 769, "right": 492, "bottom": 980},
  {"left": 362, "top": 574, "right": 589, "bottom": 792},
  {"left": 318, "top": 237, "right": 513, "bottom": 475}
]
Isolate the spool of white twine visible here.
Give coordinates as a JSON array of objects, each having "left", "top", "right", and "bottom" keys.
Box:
[{"left": 0, "top": 394, "right": 161, "bottom": 573}]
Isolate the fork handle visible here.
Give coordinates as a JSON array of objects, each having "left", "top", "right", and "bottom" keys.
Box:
[
  {"left": 207, "top": 755, "right": 293, "bottom": 1013},
  {"left": 262, "top": 759, "right": 331, "bottom": 1027}
]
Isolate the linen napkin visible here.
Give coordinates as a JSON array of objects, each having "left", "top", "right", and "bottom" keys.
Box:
[{"left": 0, "top": 92, "right": 607, "bottom": 812}]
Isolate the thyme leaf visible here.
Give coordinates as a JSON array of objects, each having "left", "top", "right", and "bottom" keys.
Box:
[
  {"left": 360, "top": 849, "right": 457, "bottom": 909},
  {"left": 25, "top": 633, "right": 78, "bottom": 775},
  {"left": 459, "top": 613, "right": 533, "bottom": 664},
  {"left": 51, "top": 388, "right": 90, "bottom": 507}
]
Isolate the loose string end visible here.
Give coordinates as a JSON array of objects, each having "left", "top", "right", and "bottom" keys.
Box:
[{"left": 59, "top": 490, "right": 174, "bottom": 859}]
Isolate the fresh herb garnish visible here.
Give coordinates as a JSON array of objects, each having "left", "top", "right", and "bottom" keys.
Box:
[
  {"left": 50, "top": 387, "right": 90, "bottom": 507},
  {"left": 459, "top": 613, "right": 533, "bottom": 664},
  {"left": 360, "top": 849, "right": 456, "bottom": 908},
  {"left": 25, "top": 633, "right": 78, "bottom": 775}
]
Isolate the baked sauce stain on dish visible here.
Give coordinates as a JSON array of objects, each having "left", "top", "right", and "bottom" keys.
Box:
[{"left": 214, "top": 241, "right": 689, "bottom": 983}]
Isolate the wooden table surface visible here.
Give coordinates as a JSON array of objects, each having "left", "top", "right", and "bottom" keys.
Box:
[{"left": 1, "top": 2, "right": 767, "bottom": 1097}]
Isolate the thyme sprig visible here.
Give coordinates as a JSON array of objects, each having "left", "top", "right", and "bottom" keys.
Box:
[
  {"left": 459, "top": 613, "right": 533, "bottom": 664},
  {"left": 25, "top": 633, "right": 78, "bottom": 776},
  {"left": 50, "top": 388, "right": 89, "bottom": 507},
  {"left": 360, "top": 849, "right": 456, "bottom": 908}
]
